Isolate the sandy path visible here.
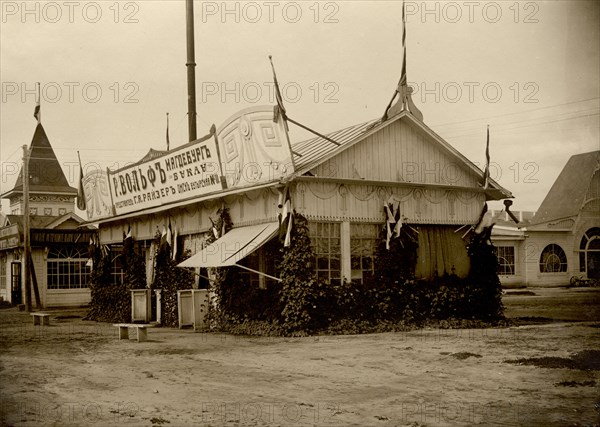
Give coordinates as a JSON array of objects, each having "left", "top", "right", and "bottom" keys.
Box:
[{"left": 1, "top": 289, "right": 599, "bottom": 426}]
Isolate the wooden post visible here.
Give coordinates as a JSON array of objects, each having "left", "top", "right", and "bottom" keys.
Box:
[
  {"left": 155, "top": 289, "right": 162, "bottom": 324},
  {"left": 22, "top": 145, "right": 32, "bottom": 312},
  {"left": 29, "top": 256, "right": 41, "bottom": 309}
]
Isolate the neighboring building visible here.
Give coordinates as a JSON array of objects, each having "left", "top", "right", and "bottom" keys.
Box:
[
  {"left": 491, "top": 151, "right": 600, "bottom": 287},
  {"left": 92, "top": 104, "right": 513, "bottom": 288},
  {"left": 490, "top": 210, "right": 534, "bottom": 287},
  {"left": 525, "top": 151, "right": 600, "bottom": 286},
  {"left": 0, "top": 123, "right": 96, "bottom": 307}
]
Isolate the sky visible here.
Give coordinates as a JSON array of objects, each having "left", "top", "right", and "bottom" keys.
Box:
[{"left": 1, "top": 0, "right": 599, "bottom": 215}]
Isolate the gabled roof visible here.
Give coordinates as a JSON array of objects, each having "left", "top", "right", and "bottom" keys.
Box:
[
  {"left": 5, "top": 212, "right": 93, "bottom": 232},
  {"left": 6, "top": 215, "right": 57, "bottom": 230},
  {"left": 291, "top": 111, "right": 512, "bottom": 200},
  {"left": 530, "top": 150, "right": 600, "bottom": 226},
  {"left": 2, "top": 124, "right": 77, "bottom": 199}
]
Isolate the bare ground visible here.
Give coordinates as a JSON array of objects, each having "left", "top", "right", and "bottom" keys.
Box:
[{"left": 1, "top": 287, "right": 599, "bottom": 427}]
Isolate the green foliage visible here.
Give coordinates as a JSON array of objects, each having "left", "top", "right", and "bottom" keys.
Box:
[
  {"left": 199, "top": 210, "right": 504, "bottom": 335},
  {"left": 86, "top": 236, "right": 146, "bottom": 323},
  {"left": 207, "top": 207, "right": 284, "bottom": 329},
  {"left": 278, "top": 213, "right": 336, "bottom": 333},
  {"left": 152, "top": 229, "right": 195, "bottom": 327}
]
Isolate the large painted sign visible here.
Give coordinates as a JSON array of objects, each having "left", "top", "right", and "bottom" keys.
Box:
[
  {"left": 217, "top": 106, "right": 294, "bottom": 189},
  {"left": 103, "top": 105, "right": 294, "bottom": 217},
  {"left": 109, "top": 136, "right": 223, "bottom": 216},
  {"left": 82, "top": 169, "right": 114, "bottom": 221}
]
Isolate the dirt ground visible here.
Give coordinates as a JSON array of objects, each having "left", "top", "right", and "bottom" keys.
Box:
[{"left": 1, "top": 287, "right": 599, "bottom": 427}]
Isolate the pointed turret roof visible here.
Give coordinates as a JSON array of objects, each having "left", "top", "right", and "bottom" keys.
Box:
[{"left": 2, "top": 124, "right": 77, "bottom": 199}]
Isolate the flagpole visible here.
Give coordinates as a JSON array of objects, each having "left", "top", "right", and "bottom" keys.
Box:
[
  {"left": 22, "top": 145, "right": 32, "bottom": 311},
  {"left": 166, "top": 113, "right": 170, "bottom": 151},
  {"left": 77, "top": 151, "right": 87, "bottom": 211},
  {"left": 34, "top": 82, "right": 41, "bottom": 124}
]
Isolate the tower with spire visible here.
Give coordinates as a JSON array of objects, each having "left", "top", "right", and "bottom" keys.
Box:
[{"left": 1, "top": 123, "right": 78, "bottom": 217}]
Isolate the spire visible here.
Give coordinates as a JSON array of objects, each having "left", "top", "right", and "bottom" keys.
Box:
[
  {"left": 3, "top": 124, "right": 77, "bottom": 199},
  {"left": 382, "top": 0, "right": 423, "bottom": 122}
]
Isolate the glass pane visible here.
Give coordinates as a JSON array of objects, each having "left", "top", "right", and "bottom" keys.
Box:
[
  {"left": 318, "top": 257, "right": 329, "bottom": 270},
  {"left": 330, "top": 257, "right": 340, "bottom": 270},
  {"left": 362, "top": 257, "right": 373, "bottom": 271},
  {"left": 351, "top": 256, "right": 361, "bottom": 270}
]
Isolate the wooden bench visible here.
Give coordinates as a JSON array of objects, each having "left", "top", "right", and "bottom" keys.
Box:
[
  {"left": 31, "top": 313, "right": 50, "bottom": 326},
  {"left": 113, "top": 323, "right": 152, "bottom": 342}
]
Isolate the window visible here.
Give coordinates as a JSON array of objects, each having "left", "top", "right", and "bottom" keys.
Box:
[
  {"left": 308, "top": 222, "right": 341, "bottom": 285},
  {"left": 47, "top": 247, "right": 90, "bottom": 289},
  {"left": 110, "top": 247, "right": 124, "bottom": 286},
  {"left": 350, "top": 224, "right": 379, "bottom": 284},
  {"left": 579, "top": 228, "right": 600, "bottom": 278},
  {"left": 0, "top": 254, "right": 6, "bottom": 290},
  {"left": 496, "top": 246, "right": 515, "bottom": 275},
  {"left": 237, "top": 239, "right": 280, "bottom": 289},
  {"left": 539, "top": 244, "right": 567, "bottom": 273}
]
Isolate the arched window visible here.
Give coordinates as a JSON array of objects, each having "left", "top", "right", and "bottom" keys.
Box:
[
  {"left": 47, "top": 247, "right": 91, "bottom": 290},
  {"left": 579, "top": 228, "right": 600, "bottom": 279},
  {"left": 539, "top": 244, "right": 567, "bottom": 273}
]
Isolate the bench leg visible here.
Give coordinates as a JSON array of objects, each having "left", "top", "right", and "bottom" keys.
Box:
[
  {"left": 137, "top": 328, "right": 147, "bottom": 343},
  {"left": 118, "top": 326, "right": 129, "bottom": 340},
  {"left": 42, "top": 316, "right": 50, "bottom": 326},
  {"left": 33, "top": 316, "right": 40, "bottom": 326}
]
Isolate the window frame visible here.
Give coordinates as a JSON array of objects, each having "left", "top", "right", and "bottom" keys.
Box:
[
  {"left": 308, "top": 221, "right": 342, "bottom": 286},
  {"left": 350, "top": 223, "right": 379, "bottom": 284},
  {"left": 539, "top": 244, "right": 568, "bottom": 273},
  {"left": 496, "top": 246, "right": 515, "bottom": 276},
  {"left": 46, "top": 246, "right": 91, "bottom": 290}
]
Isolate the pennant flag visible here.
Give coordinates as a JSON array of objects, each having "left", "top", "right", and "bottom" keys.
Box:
[
  {"left": 100, "top": 244, "right": 109, "bottom": 259},
  {"left": 171, "top": 227, "right": 178, "bottom": 261},
  {"left": 278, "top": 185, "right": 293, "bottom": 247},
  {"left": 209, "top": 217, "right": 219, "bottom": 239},
  {"left": 474, "top": 202, "right": 495, "bottom": 237},
  {"left": 124, "top": 225, "right": 132, "bottom": 241},
  {"left": 87, "top": 236, "right": 96, "bottom": 260},
  {"left": 384, "top": 197, "right": 402, "bottom": 250},
  {"left": 33, "top": 82, "right": 41, "bottom": 123},
  {"left": 167, "top": 221, "right": 172, "bottom": 245},
  {"left": 160, "top": 225, "right": 168, "bottom": 250},
  {"left": 483, "top": 125, "right": 490, "bottom": 190},
  {"left": 76, "top": 151, "right": 86, "bottom": 211},
  {"left": 166, "top": 112, "right": 170, "bottom": 151},
  {"left": 269, "top": 55, "right": 288, "bottom": 127}
]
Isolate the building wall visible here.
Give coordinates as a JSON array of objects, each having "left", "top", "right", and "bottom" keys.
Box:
[
  {"left": 99, "top": 187, "right": 281, "bottom": 244},
  {"left": 310, "top": 119, "right": 482, "bottom": 188},
  {"left": 493, "top": 238, "right": 527, "bottom": 287},
  {"left": 11, "top": 248, "right": 91, "bottom": 308},
  {"left": 522, "top": 231, "right": 573, "bottom": 287},
  {"left": 10, "top": 195, "right": 75, "bottom": 216},
  {"left": 296, "top": 180, "right": 485, "bottom": 225}
]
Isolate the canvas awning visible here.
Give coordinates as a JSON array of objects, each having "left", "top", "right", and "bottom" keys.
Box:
[{"left": 178, "top": 222, "right": 279, "bottom": 270}]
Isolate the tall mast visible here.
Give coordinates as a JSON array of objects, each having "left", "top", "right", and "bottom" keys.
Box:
[
  {"left": 186, "top": 0, "right": 197, "bottom": 142},
  {"left": 22, "top": 145, "right": 31, "bottom": 311}
]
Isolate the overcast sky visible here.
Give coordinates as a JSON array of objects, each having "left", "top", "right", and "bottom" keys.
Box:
[{"left": 1, "top": 0, "right": 598, "bottom": 214}]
